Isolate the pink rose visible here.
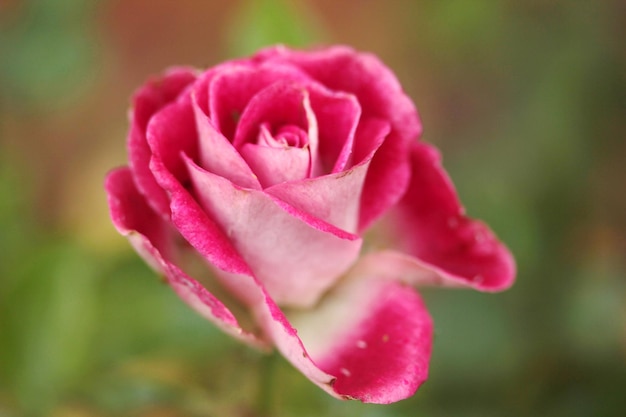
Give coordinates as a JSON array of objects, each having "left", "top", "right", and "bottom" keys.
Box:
[{"left": 105, "top": 45, "right": 515, "bottom": 403}]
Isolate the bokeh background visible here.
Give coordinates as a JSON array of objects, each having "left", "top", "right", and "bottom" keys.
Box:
[{"left": 1, "top": 0, "right": 625, "bottom": 416}]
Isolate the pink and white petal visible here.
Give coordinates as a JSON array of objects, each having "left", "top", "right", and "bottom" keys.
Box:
[
  {"left": 206, "top": 63, "right": 312, "bottom": 140},
  {"left": 265, "top": 168, "right": 363, "bottom": 234},
  {"left": 358, "top": 130, "right": 412, "bottom": 231},
  {"left": 150, "top": 157, "right": 254, "bottom": 277},
  {"left": 189, "top": 58, "right": 271, "bottom": 117},
  {"left": 147, "top": 98, "right": 254, "bottom": 277},
  {"left": 239, "top": 142, "right": 310, "bottom": 187},
  {"left": 106, "top": 167, "right": 176, "bottom": 265},
  {"left": 345, "top": 118, "right": 413, "bottom": 231},
  {"left": 254, "top": 294, "right": 339, "bottom": 397},
  {"left": 285, "top": 274, "right": 432, "bottom": 403},
  {"left": 253, "top": 46, "right": 421, "bottom": 229},
  {"left": 265, "top": 119, "right": 389, "bottom": 233},
  {"left": 305, "top": 83, "right": 361, "bottom": 174},
  {"left": 254, "top": 45, "right": 422, "bottom": 144},
  {"left": 183, "top": 156, "right": 363, "bottom": 307},
  {"left": 348, "top": 250, "right": 485, "bottom": 289},
  {"left": 145, "top": 90, "right": 199, "bottom": 185},
  {"left": 232, "top": 81, "right": 315, "bottom": 149},
  {"left": 105, "top": 168, "right": 263, "bottom": 347},
  {"left": 301, "top": 89, "right": 322, "bottom": 178},
  {"left": 164, "top": 264, "right": 266, "bottom": 348},
  {"left": 191, "top": 95, "right": 261, "bottom": 189},
  {"left": 383, "top": 141, "right": 516, "bottom": 291},
  {"left": 188, "top": 63, "right": 230, "bottom": 115},
  {"left": 128, "top": 68, "right": 198, "bottom": 217}
]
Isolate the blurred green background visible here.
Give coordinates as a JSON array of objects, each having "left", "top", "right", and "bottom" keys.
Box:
[{"left": 1, "top": 0, "right": 625, "bottom": 416}]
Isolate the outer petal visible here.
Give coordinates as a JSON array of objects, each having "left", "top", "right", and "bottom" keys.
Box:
[
  {"left": 146, "top": 94, "right": 253, "bottom": 277},
  {"left": 127, "top": 68, "right": 198, "bottom": 217},
  {"left": 358, "top": 132, "right": 412, "bottom": 231},
  {"left": 183, "top": 155, "right": 362, "bottom": 307},
  {"left": 274, "top": 271, "right": 432, "bottom": 403},
  {"left": 200, "top": 264, "right": 433, "bottom": 405},
  {"left": 203, "top": 269, "right": 433, "bottom": 405},
  {"left": 104, "top": 168, "right": 263, "bottom": 347},
  {"left": 382, "top": 141, "right": 516, "bottom": 291}
]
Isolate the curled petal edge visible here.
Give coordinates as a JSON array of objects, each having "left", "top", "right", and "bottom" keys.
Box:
[
  {"left": 284, "top": 272, "right": 433, "bottom": 403},
  {"left": 105, "top": 167, "right": 264, "bottom": 347},
  {"left": 350, "top": 249, "right": 514, "bottom": 291},
  {"left": 127, "top": 67, "right": 198, "bottom": 218},
  {"left": 383, "top": 141, "right": 516, "bottom": 291}
]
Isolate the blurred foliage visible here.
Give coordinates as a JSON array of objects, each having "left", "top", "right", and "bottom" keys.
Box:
[
  {"left": 0, "top": 0, "right": 97, "bottom": 110},
  {"left": 227, "top": 0, "right": 326, "bottom": 56},
  {"left": 0, "top": 0, "right": 625, "bottom": 416}
]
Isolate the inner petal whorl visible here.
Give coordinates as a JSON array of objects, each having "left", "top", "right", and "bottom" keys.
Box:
[{"left": 257, "top": 123, "right": 309, "bottom": 149}]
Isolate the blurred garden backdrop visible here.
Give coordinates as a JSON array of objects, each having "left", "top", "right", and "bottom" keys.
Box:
[{"left": 1, "top": 0, "right": 625, "bottom": 416}]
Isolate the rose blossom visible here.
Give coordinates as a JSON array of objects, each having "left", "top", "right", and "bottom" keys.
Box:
[{"left": 105, "top": 45, "right": 515, "bottom": 403}]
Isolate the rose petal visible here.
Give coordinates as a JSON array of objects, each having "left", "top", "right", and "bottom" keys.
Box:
[
  {"left": 283, "top": 273, "right": 432, "bottom": 403},
  {"left": 239, "top": 141, "right": 311, "bottom": 187},
  {"left": 254, "top": 46, "right": 422, "bottom": 229},
  {"left": 104, "top": 168, "right": 263, "bottom": 347},
  {"left": 382, "top": 141, "right": 516, "bottom": 291},
  {"left": 183, "top": 155, "right": 362, "bottom": 307},
  {"left": 146, "top": 98, "right": 253, "bottom": 277},
  {"left": 305, "top": 83, "right": 361, "bottom": 174},
  {"left": 266, "top": 119, "right": 390, "bottom": 233},
  {"left": 191, "top": 93, "right": 261, "bottom": 189},
  {"left": 232, "top": 81, "right": 315, "bottom": 149},
  {"left": 106, "top": 167, "right": 175, "bottom": 266},
  {"left": 233, "top": 81, "right": 325, "bottom": 184},
  {"left": 358, "top": 131, "right": 412, "bottom": 231},
  {"left": 189, "top": 61, "right": 312, "bottom": 190},
  {"left": 254, "top": 45, "right": 421, "bottom": 142},
  {"left": 347, "top": 250, "right": 477, "bottom": 289},
  {"left": 145, "top": 89, "right": 198, "bottom": 186},
  {"left": 128, "top": 68, "right": 198, "bottom": 217},
  {"left": 206, "top": 62, "right": 312, "bottom": 139}
]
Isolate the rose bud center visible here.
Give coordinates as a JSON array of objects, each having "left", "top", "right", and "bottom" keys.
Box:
[{"left": 257, "top": 123, "right": 309, "bottom": 149}]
